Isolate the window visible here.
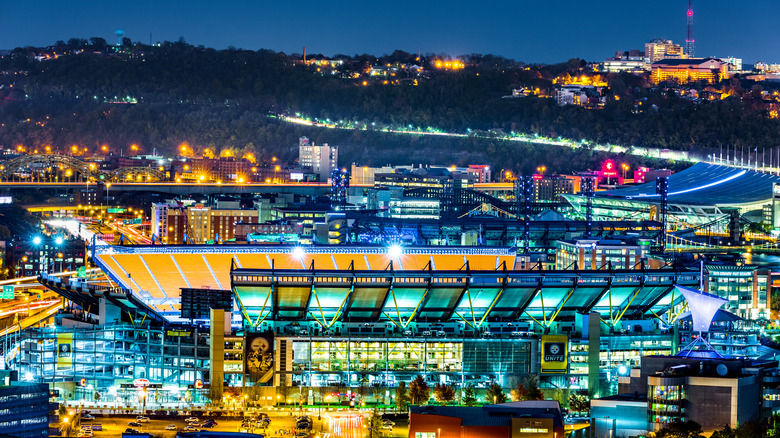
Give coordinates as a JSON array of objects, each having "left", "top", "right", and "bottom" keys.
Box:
[{"left": 415, "top": 433, "right": 436, "bottom": 438}]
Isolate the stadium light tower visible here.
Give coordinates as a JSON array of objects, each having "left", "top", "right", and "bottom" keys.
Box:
[{"left": 388, "top": 244, "right": 403, "bottom": 259}]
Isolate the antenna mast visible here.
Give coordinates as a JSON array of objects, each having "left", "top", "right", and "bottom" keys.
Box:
[{"left": 685, "top": 0, "right": 695, "bottom": 57}]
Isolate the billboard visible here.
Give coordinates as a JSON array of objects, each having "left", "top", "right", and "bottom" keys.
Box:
[
  {"left": 56, "top": 333, "right": 73, "bottom": 371},
  {"left": 245, "top": 332, "right": 274, "bottom": 384},
  {"left": 540, "top": 334, "right": 568, "bottom": 374}
]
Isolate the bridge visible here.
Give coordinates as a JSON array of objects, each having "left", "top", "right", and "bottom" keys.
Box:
[
  {"left": 0, "top": 154, "right": 168, "bottom": 183},
  {"left": 0, "top": 181, "right": 336, "bottom": 197}
]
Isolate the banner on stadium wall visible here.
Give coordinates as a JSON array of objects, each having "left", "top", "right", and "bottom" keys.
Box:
[
  {"left": 540, "top": 334, "right": 568, "bottom": 374},
  {"left": 245, "top": 332, "right": 274, "bottom": 383},
  {"left": 56, "top": 333, "right": 73, "bottom": 370}
]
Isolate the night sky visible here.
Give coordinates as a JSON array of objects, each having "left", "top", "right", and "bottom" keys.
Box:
[{"left": 1, "top": 0, "right": 777, "bottom": 64}]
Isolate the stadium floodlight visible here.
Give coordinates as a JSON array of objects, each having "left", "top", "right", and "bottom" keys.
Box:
[
  {"left": 24, "top": 372, "right": 33, "bottom": 381},
  {"left": 55, "top": 236, "right": 64, "bottom": 245},
  {"left": 32, "top": 236, "right": 42, "bottom": 245},
  {"left": 618, "top": 366, "right": 628, "bottom": 375},
  {"left": 388, "top": 244, "right": 403, "bottom": 259},
  {"left": 676, "top": 284, "right": 726, "bottom": 333},
  {"left": 292, "top": 246, "right": 305, "bottom": 260}
]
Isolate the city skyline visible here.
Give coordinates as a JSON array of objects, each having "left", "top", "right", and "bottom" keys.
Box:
[{"left": 1, "top": 0, "right": 778, "bottom": 64}]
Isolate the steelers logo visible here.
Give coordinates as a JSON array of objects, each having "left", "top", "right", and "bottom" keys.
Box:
[
  {"left": 549, "top": 344, "right": 560, "bottom": 355},
  {"left": 251, "top": 337, "right": 270, "bottom": 353}
]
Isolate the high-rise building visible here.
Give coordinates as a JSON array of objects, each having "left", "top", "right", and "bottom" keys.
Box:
[
  {"left": 723, "top": 57, "right": 743, "bottom": 72},
  {"left": 298, "top": 136, "right": 338, "bottom": 181},
  {"left": 152, "top": 201, "right": 259, "bottom": 244},
  {"left": 645, "top": 38, "right": 685, "bottom": 63}
]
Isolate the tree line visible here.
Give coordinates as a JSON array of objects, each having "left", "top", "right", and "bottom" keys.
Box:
[{"left": 1, "top": 41, "right": 778, "bottom": 174}]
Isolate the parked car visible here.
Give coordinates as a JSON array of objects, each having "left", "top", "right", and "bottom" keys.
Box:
[
  {"left": 136, "top": 416, "right": 150, "bottom": 423},
  {"left": 165, "top": 424, "right": 177, "bottom": 430},
  {"left": 81, "top": 414, "right": 95, "bottom": 421},
  {"left": 184, "top": 425, "right": 198, "bottom": 432},
  {"left": 185, "top": 417, "right": 199, "bottom": 424},
  {"left": 127, "top": 421, "right": 142, "bottom": 427}
]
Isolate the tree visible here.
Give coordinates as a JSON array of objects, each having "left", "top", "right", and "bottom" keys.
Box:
[
  {"left": 408, "top": 376, "right": 430, "bottom": 405},
  {"left": 568, "top": 390, "right": 590, "bottom": 415},
  {"left": 655, "top": 420, "right": 704, "bottom": 438},
  {"left": 368, "top": 410, "right": 384, "bottom": 438},
  {"left": 525, "top": 378, "right": 544, "bottom": 401},
  {"left": 432, "top": 383, "right": 456, "bottom": 405},
  {"left": 394, "top": 381, "right": 409, "bottom": 411},
  {"left": 88, "top": 37, "right": 107, "bottom": 51},
  {"left": 485, "top": 383, "right": 506, "bottom": 404},
  {"left": 510, "top": 382, "right": 527, "bottom": 401},
  {"left": 461, "top": 385, "right": 478, "bottom": 406}
]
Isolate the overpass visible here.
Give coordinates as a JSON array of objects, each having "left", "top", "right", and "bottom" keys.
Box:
[{"left": 0, "top": 181, "right": 336, "bottom": 197}]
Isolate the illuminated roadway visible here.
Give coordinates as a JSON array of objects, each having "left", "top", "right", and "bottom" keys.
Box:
[{"left": 0, "top": 181, "right": 339, "bottom": 196}]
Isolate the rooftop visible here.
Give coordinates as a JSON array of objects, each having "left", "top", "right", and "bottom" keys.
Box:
[{"left": 600, "top": 163, "right": 780, "bottom": 206}]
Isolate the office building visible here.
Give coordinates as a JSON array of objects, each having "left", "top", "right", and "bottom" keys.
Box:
[
  {"left": 9, "top": 236, "right": 85, "bottom": 278},
  {"left": 0, "top": 371, "right": 50, "bottom": 437},
  {"left": 151, "top": 200, "right": 259, "bottom": 244},
  {"left": 375, "top": 167, "right": 476, "bottom": 190},
  {"left": 651, "top": 58, "right": 731, "bottom": 84},
  {"left": 602, "top": 50, "right": 648, "bottom": 73},
  {"left": 532, "top": 175, "right": 578, "bottom": 203},
  {"left": 723, "top": 57, "right": 743, "bottom": 72},
  {"left": 704, "top": 264, "right": 769, "bottom": 320},
  {"left": 388, "top": 198, "right": 441, "bottom": 220},
  {"left": 466, "top": 165, "right": 492, "bottom": 184},
  {"left": 349, "top": 164, "right": 396, "bottom": 186},
  {"left": 298, "top": 136, "right": 338, "bottom": 181},
  {"left": 592, "top": 353, "right": 777, "bottom": 436},
  {"left": 645, "top": 38, "right": 685, "bottom": 63},
  {"left": 555, "top": 237, "right": 651, "bottom": 270},
  {"left": 188, "top": 157, "right": 254, "bottom": 183}
]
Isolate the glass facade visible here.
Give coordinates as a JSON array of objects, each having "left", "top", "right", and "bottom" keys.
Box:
[
  {"left": 649, "top": 382, "right": 685, "bottom": 424},
  {"left": 286, "top": 337, "right": 532, "bottom": 388},
  {"left": 11, "top": 325, "right": 209, "bottom": 390}
]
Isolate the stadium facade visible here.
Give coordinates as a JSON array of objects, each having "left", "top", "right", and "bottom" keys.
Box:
[{"left": 19, "top": 244, "right": 705, "bottom": 406}]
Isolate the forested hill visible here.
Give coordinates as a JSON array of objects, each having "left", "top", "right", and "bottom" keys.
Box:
[{"left": 0, "top": 40, "right": 778, "bottom": 173}]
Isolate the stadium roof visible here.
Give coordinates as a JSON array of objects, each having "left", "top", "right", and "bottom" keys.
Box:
[
  {"left": 600, "top": 163, "right": 780, "bottom": 207},
  {"left": 232, "top": 264, "right": 700, "bottom": 328}
]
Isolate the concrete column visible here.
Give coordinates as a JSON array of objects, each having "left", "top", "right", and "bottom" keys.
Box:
[
  {"left": 210, "top": 308, "right": 226, "bottom": 403},
  {"left": 98, "top": 298, "right": 120, "bottom": 325},
  {"left": 588, "top": 312, "right": 601, "bottom": 397}
]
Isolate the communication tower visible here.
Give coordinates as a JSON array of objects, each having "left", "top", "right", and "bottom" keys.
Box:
[{"left": 685, "top": 0, "right": 695, "bottom": 57}]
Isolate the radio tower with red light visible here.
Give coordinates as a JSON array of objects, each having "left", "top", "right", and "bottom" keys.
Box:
[{"left": 685, "top": 0, "right": 695, "bottom": 57}]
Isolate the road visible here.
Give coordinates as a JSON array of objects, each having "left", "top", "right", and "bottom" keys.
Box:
[{"left": 73, "top": 411, "right": 409, "bottom": 438}]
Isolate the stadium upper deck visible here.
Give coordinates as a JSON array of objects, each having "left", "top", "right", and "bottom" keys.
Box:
[{"left": 88, "top": 244, "right": 515, "bottom": 321}]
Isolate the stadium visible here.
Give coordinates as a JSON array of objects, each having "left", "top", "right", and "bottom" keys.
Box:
[
  {"left": 563, "top": 163, "right": 780, "bottom": 227},
  {"left": 25, "top": 241, "right": 701, "bottom": 405}
]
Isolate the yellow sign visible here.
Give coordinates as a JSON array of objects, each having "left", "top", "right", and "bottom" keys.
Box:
[
  {"left": 540, "top": 334, "right": 568, "bottom": 374},
  {"left": 56, "top": 333, "right": 73, "bottom": 370}
]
